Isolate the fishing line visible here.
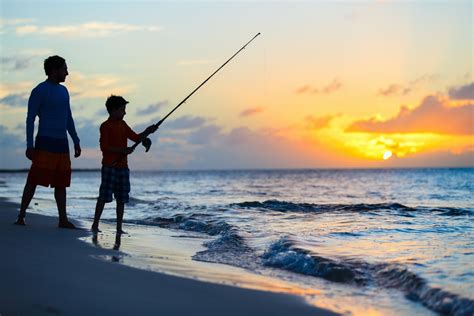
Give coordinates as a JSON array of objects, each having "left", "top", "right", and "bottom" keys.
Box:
[{"left": 114, "top": 33, "right": 261, "bottom": 164}]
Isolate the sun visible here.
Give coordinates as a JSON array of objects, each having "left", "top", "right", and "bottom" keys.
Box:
[{"left": 383, "top": 150, "right": 393, "bottom": 160}]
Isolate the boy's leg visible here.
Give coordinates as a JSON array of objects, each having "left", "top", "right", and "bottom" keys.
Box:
[
  {"left": 55, "top": 187, "right": 75, "bottom": 228},
  {"left": 91, "top": 199, "right": 106, "bottom": 231},
  {"left": 15, "top": 182, "right": 37, "bottom": 225},
  {"left": 116, "top": 202, "right": 125, "bottom": 234}
]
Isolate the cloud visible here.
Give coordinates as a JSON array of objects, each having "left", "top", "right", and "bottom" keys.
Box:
[
  {"left": 0, "top": 18, "right": 34, "bottom": 33},
  {"left": 0, "top": 82, "right": 32, "bottom": 109},
  {"left": 187, "top": 124, "right": 222, "bottom": 145},
  {"left": 448, "top": 82, "right": 474, "bottom": 100},
  {"left": 295, "top": 85, "right": 310, "bottom": 94},
  {"left": 296, "top": 79, "right": 342, "bottom": 95},
  {"left": 320, "top": 79, "right": 342, "bottom": 94},
  {"left": 14, "top": 21, "right": 161, "bottom": 37},
  {"left": 0, "top": 94, "right": 29, "bottom": 107},
  {"left": 378, "top": 74, "right": 439, "bottom": 97},
  {"left": 347, "top": 95, "right": 474, "bottom": 135},
  {"left": 163, "top": 115, "right": 207, "bottom": 130},
  {"left": 305, "top": 114, "right": 338, "bottom": 130},
  {"left": 0, "top": 81, "right": 33, "bottom": 99},
  {"left": 239, "top": 107, "right": 264, "bottom": 117},
  {"left": 0, "top": 125, "right": 22, "bottom": 147},
  {"left": 0, "top": 50, "right": 53, "bottom": 72},
  {"left": 1, "top": 56, "right": 34, "bottom": 71},
  {"left": 73, "top": 119, "right": 100, "bottom": 148},
  {"left": 136, "top": 101, "right": 168, "bottom": 116},
  {"left": 378, "top": 84, "right": 411, "bottom": 97},
  {"left": 16, "top": 25, "right": 39, "bottom": 35},
  {"left": 67, "top": 72, "right": 135, "bottom": 99}
]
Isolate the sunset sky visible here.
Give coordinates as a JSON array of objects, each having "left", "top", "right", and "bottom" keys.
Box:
[{"left": 1, "top": 0, "right": 472, "bottom": 170}]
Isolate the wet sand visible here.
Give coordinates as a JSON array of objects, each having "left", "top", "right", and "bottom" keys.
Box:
[{"left": 0, "top": 198, "right": 338, "bottom": 316}]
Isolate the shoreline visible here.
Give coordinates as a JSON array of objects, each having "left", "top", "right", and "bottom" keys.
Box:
[{"left": 0, "top": 197, "right": 338, "bottom": 316}]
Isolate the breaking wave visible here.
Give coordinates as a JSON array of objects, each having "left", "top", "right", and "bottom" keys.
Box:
[
  {"left": 262, "top": 236, "right": 474, "bottom": 316},
  {"left": 233, "top": 200, "right": 473, "bottom": 216}
]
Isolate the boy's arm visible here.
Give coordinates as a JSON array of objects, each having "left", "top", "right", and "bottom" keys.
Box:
[
  {"left": 140, "top": 124, "right": 159, "bottom": 138},
  {"left": 125, "top": 123, "right": 158, "bottom": 142},
  {"left": 100, "top": 125, "right": 133, "bottom": 154},
  {"left": 107, "top": 147, "right": 134, "bottom": 154}
]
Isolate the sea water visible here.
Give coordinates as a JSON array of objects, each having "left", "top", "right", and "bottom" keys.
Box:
[{"left": 1, "top": 168, "right": 473, "bottom": 315}]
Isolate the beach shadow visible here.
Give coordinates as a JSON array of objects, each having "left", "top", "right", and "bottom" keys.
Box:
[{"left": 91, "top": 230, "right": 122, "bottom": 262}]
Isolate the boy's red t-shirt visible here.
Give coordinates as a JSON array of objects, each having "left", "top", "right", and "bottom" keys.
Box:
[{"left": 100, "top": 118, "right": 140, "bottom": 168}]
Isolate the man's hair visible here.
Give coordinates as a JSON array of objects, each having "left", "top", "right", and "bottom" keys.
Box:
[
  {"left": 44, "top": 55, "right": 66, "bottom": 76},
  {"left": 105, "top": 95, "right": 129, "bottom": 114}
]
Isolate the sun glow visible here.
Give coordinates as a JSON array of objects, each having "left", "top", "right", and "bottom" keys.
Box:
[{"left": 383, "top": 150, "right": 392, "bottom": 160}]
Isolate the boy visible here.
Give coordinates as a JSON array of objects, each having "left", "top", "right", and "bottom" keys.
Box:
[{"left": 91, "top": 95, "right": 157, "bottom": 233}]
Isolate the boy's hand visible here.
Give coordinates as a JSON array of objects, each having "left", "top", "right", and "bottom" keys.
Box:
[
  {"left": 126, "top": 147, "right": 135, "bottom": 155},
  {"left": 144, "top": 124, "right": 158, "bottom": 135}
]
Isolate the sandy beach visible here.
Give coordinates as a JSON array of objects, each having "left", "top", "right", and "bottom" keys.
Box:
[{"left": 0, "top": 197, "right": 338, "bottom": 316}]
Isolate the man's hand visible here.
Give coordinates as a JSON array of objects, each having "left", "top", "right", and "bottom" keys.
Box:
[
  {"left": 74, "top": 144, "right": 82, "bottom": 158},
  {"left": 144, "top": 124, "right": 158, "bottom": 136},
  {"left": 25, "top": 148, "right": 34, "bottom": 160}
]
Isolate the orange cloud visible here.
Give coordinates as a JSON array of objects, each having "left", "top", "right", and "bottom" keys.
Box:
[
  {"left": 346, "top": 95, "right": 473, "bottom": 135},
  {"left": 377, "top": 74, "right": 439, "bottom": 97},
  {"left": 295, "top": 79, "right": 342, "bottom": 95},
  {"left": 305, "top": 114, "right": 338, "bottom": 130},
  {"left": 378, "top": 84, "right": 411, "bottom": 96},
  {"left": 240, "top": 107, "right": 264, "bottom": 117}
]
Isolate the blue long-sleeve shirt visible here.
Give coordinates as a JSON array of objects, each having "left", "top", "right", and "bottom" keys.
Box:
[{"left": 26, "top": 80, "right": 80, "bottom": 151}]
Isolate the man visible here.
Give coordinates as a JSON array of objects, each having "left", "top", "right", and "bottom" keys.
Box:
[{"left": 15, "top": 55, "right": 81, "bottom": 228}]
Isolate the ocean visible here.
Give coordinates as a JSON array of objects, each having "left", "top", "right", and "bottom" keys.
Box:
[{"left": 1, "top": 168, "right": 473, "bottom": 315}]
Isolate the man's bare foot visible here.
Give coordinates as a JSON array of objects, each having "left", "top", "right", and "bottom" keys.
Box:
[
  {"left": 116, "top": 229, "right": 127, "bottom": 235},
  {"left": 14, "top": 217, "right": 25, "bottom": 226},
  {"left": 58, "top": 221, "right": 77, "bottom": 229},
  {"left": 91, "top": 226, "right": 101, "bottom": 233}
]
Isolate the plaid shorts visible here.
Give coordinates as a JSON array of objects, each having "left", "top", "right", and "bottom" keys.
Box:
[{"left": 98, "top": 166, "right": 130, "bottom": 204}]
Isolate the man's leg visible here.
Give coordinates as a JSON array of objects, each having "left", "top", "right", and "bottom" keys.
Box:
[
  {"left": 116, "top": 202, "right": 124, "bottom": 234},
  {"left": 91, "top": 199, "right": 106, "bottom": 231},
  {"left": 15, "top": 182, "right": 37, "bottom": 225},
  {"left": 55, "top": 187, "right": 75, "bottom": 228}
]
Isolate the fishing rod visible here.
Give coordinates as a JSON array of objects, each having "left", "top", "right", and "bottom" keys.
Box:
[{"left": 131, "top": 32, "right": 261, "bottom": 153}]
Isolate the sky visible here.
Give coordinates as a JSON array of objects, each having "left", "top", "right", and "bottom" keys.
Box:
[{"left": 0, "top": 0, "right": 473, "bottom": 170}]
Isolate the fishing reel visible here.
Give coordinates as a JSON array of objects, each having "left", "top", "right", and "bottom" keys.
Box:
[{"left": 142, "top": 137, "right": 152, "bottom": 152}]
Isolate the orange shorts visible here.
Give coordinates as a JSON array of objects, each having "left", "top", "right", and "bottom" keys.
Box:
[{"left": 27, "top": 150, "right": 71, "bottom": 188}]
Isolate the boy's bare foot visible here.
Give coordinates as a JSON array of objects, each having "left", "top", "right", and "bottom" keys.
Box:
[
  {"left": 14, "top": 217, "right": 26, "bottom": 226},
  {"left": 116, "top": 229, "right": 128, "bottom": 235},
  {"left": 58, "top": 221, "right": 77, "bottom": 229},
  {"left": 91, "top": 226, "right": 101, "bottom": 233}
]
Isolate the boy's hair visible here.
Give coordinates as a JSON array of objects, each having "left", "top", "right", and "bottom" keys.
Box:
[
  {"left": 105, "top": 95, "right": 129, "bottom": 114},
  {"left": 44, "top": 55, "right": 66, "bottom": 76}
]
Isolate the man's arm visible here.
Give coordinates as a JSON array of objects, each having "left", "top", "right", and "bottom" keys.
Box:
[
  {"left": 66, "top": 98, "right": 81, "bottom": 158},
  {"left": 25, "top": 87, "right": 41, "bottom": 160}
]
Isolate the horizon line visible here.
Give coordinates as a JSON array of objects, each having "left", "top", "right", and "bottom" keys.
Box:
[{"left": 0, "top": 166, "right": 473, "bottom": 173}]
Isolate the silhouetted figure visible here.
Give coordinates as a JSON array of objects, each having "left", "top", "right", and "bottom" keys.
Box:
[
  {"left": 15, "top": 55, "right": 81, "bottom": 228},
  {"left": 113, "top": 232, "right": 122, "bottom": 251},
  {"left": 91, "top": 95, "right": 157, "bottom": 234}
]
